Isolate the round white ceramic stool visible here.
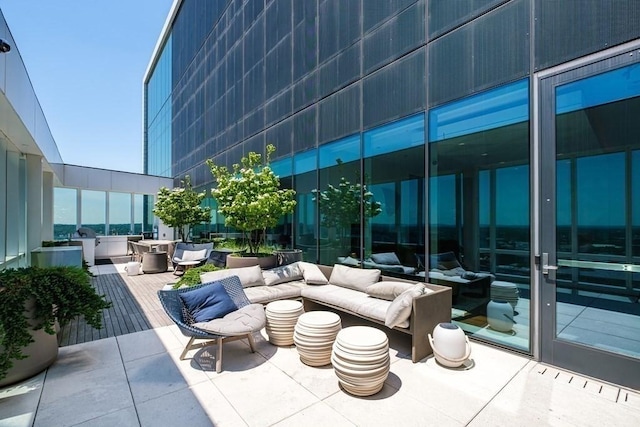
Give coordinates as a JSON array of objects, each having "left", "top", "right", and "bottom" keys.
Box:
[
  {"left": 331, "top": 326, "right": 390, "bottom": 396},
  {"left": 293, "top": 311, "right": 342, "bottom": 366},
  {"left": 265, "top": 300, "right": 304, "bottom": 346}
]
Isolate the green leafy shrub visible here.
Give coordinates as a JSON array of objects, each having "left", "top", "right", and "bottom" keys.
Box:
[{"left": 173, "top": 264, "right": 223, "bottom": 288}]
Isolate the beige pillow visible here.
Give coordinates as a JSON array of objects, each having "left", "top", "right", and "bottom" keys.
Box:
[
  {"left": 298, "top": 261, "right": 329, "bottom": 285},
  {"left": 180, "top": 248, "right": 207, "bottom": 261},
  {"left": 329, "top": 264, "right": 381, "bottom": 292},
  {"left": 200, "top": 264, "right": 265, "bottom": 288},
  {"left": 366, "top": 281, "right": 419, "bottom": 301},
  {"left": 262, "top": 262, "right": 304, "bottom": 286},
  {"left": 385, "top": 284, "right": 426, "bottom": 328}
]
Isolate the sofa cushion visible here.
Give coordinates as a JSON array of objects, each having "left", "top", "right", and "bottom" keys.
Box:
[
  {"left": 366, "top": 281, "right": 419, "bottom": 301},
  {"left": 301, "top": 284, "right": 399, "bottom": 327},
  {"left": 430, "top": 252, "right": 462, "bottom": 270},
  {"left": 243, "top": 280, "right": 309, "bottom": 304},
  {"left": 370, "top": 252, "right": 401, "bottom": 265},
  {"left": 262, "top": 262, "right": 303, "bottom": 286},
  {"left": 385, "top": 284, "right": 426, "bottom": 329},
  {"left": 201, "top": 265, "right": 265, "bottom": 288},
  {"left": 298, "top": 261, "right": 329, "bottom": 285},
  {"left": 179, "top": 281, "right": 238, "bottom": 324},
  {"left": 328, "top": 264, "right": 381, "bottom": 292}
]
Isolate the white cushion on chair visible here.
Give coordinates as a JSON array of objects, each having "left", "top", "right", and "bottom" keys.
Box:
[
  {"left": 180, "top": 249, "right": 207, "bottom": 261},
  {"left": 192, "top": 304, "right": 266, "bottom": 336}
]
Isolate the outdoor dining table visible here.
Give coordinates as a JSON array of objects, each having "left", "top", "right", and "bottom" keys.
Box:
[{"left": 138, "top": 239, "right": 175, "bottom": 252}]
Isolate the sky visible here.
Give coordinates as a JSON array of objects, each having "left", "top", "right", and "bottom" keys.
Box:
[{"left": 0, "top": 0, "right": 174, "bottom": 173}]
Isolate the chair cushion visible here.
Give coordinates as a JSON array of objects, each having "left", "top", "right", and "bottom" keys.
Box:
[
  {"left": 329, "top": 264, "right": 381, "bottom": 292},
  {"left": 201, "top": 265, "right": 266, "bottom": 288},
  {"left": 262, "top": 262, "right": 303, "bottom": 286},
  {"left": 179, "top": 281, "right": 238, "bottom": 324},
  {"left": 370, "top": 252, "right": 401, "bottom": 265},
  {"left": 180, "top": 248, "right": 207, "bottom": 262},
  {"left": 192, "top": 304, "right": 266, "bottom": 336}
]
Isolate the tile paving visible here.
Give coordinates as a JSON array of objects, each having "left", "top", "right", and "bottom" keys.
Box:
[{"left": 1, "top": 262, "right": 639, "bottom": 426}]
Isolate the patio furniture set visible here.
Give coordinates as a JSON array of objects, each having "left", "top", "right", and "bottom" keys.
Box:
[
  {"left": 158, "top": 262, "right": 454, "bottom": 396},
  {"left": 127, "top": 241, "right": 213, "bottom": 275}
]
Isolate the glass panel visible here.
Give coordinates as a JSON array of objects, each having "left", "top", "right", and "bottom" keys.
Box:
[
  {"left": 428, "top": 78, "right": 530, "bottom": 352},
  {"left": 81, "top": 190, "right": 106, "bottom": 235},
  {"left": 317, "top": 136, "right": 361, "bottom": 265},
  {"left": 554, "top": 63, "right": 640, "bottom": 360},
  {"left": 108, "top": 192, "right": 131, "bottom": 235},
  {"left": 54, "top": 187, "right": 77, "bottom": 239},
  {"left": 133, "top": 194, "right": 143, "bottom": 234},
  {"left": 362, "top": 114, "right": 425, "bottom": 278},
  {"left": 294, "top": 147, "right": 318, "bottom": 261}
]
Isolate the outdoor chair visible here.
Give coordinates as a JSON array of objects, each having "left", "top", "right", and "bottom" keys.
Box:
[
  {"left": 172, "top": 242, "right": 213, "bottom": 273},
  {"left": 158, "top": 275, "right": 266, "bottom": 373}
]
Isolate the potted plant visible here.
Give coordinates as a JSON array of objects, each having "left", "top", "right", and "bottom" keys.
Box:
[
  {"left": 207, "top": 144, "right": 296, "bottom": 268},
  {"left": 153, "top": 175, "right": 212, "bottom": 242},
  {"left": 0, "top": 266, "right": 112, "bottom": 386}
]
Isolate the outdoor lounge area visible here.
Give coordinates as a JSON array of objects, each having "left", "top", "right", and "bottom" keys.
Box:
[{"left": 1, "top": 262, "right": 638, "bottom": 426}]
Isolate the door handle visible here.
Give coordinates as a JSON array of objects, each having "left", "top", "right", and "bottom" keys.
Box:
[{"left": 542, "top": 252, "right": 558, "bottom": 276}]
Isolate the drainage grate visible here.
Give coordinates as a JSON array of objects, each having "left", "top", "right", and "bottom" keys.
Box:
[{"left": 536, "top": 365, "right": 631, "bottom": 403}]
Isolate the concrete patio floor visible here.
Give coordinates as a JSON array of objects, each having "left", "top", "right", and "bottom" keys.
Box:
[{"left": 1, "top": 263, "right": 639, "bottom": 426}]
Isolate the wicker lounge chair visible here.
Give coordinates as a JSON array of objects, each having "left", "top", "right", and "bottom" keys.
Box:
[{"left": 158, "top": 275, "right": 266, "bottom": 373}]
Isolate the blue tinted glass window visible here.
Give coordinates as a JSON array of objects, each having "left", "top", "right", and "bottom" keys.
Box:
[
  {"left": 429, "top": 79, "right": 529, "bottom": 142},
  {"left": 294, "top": 149, "right": 317, "bottom": 174},
  {"left": 556, "top": 64, "right": 640, "bottom": 114},
  {"left": 271, "top": 157, "right": 293, "bottom": 178},
  {"left": 318, "top": 135, "right": 360, "bottom": 168},
  {"left": 364, "top": 113, "right": 425, "bottom": 158}
]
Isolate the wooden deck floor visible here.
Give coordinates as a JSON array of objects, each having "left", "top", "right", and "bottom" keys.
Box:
[{"left": 58, "top": 267, "right": 180, "bottom": 347}]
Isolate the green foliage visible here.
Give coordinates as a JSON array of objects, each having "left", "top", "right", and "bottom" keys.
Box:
[
  {"left": 208, "top": 144, "right": 296, "bottom": 255},
  {"left": 153, "top": 176, "right": 211, "bottom": 242},
  {"left": 0, "top": 266, "right": 112, "bottom": 381},
  {"left": 173, "top": 264, "right": 223, "bottom": 288}
]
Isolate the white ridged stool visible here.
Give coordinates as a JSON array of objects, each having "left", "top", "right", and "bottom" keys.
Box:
[
  {"left": 265, "top": 300, "right": 304, "bottom": 346},
  {"left": 331, "top": 326, "right": 390, "bottom": 396},
  {"left": 293, "top": 311, "right": 342, "bottom": 366}
]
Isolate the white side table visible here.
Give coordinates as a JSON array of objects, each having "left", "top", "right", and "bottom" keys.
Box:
[
  {"left": 293, "top": 311, "right": 342, "bottom": 366},
  {"left": 265, "top": 300, "right": 304, "bottom": 346}
]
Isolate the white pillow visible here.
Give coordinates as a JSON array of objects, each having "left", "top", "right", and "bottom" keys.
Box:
[
  {"left": 329, "top": 264, "right": 381, "bottom": 292},
  {"left": 180, "top": 248, "right": 207, "bottom": 261},
  {"left": 370, "top": 252, "right": 401, "bottom": 265},
  {"left": 200, "top": 264, "right": 265, "bottom": 288},
  {"left": 337, "top": 256, "right": 360, "bottom": 266},
  {"left": 385, "top": 284, "right": 426, "bottom": 329},
  {"left": 262, "top": 262, "right": 304, "bottom": 286},
  {"left": 366, "top": 281, "right": 418, "bottom": 301},
  {"left": 298, "top": 261, "right": 329, "bottom": 285}
]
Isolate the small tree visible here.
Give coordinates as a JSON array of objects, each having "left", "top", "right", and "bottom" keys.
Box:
[
  {"left": 207, "top": 144, "right": 296, "bottom": 255},
  {"left": 153, "top": 176, "right": 211, "bottom": 242}
]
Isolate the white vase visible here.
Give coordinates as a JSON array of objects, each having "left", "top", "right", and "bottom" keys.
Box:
[
  {"left": 487, "top": 300, "right": 515, "bottom": 332},
  {"left": 427, "top": 322, "right": 471, "bottom": 368}
]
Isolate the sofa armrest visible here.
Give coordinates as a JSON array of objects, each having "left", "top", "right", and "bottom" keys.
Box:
[{"left": 409, "top": 284, "right": 452, "bottom": 362}]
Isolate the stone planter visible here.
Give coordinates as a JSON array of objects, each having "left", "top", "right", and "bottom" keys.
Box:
[
  {"left": 0, "top": 299, "right": 59, "bottom": 387},
  {"left": 226, "top": 253, "right": 277, "bottom": 269}
]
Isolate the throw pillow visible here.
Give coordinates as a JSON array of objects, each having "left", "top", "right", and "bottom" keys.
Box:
[
  {"left": 370, "top": 252, "right": 401, "bottom": 265},
  {"left": 262, "top": 262, "right": 304, "bottom": 286},
  {"left": 366, "top": 281, "right": 418, "bottom": 301},
  {"left": 385, "top": 284, "right": 426, "bottom": 329},
  {"left": 179, "top": 281, "right": 237, "bottom": 324},
  {"left": 180, "top": 248, "right": 207, "bottom": 262},
  {"left": 200, "top": 264, "right": 266, "bottom": 288},
  {"left": 328, "top": 264, "right": 381, "bottom": 292},
  {"left": 337, "top": 256, "right": 360, "bottom": 266},
  {"left": 298, "top": 261, "right": 329, "bottom": 285}
]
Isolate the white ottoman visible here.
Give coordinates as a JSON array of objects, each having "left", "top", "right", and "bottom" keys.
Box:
[
  {"left": 490, "top": 281, "right": 519, "bottom": 308},
  {"left": 331, "top": 326, "right": 390, "bottom": 396},
  {"left": 294, "top": 311, "right": 342, "bottom": 366},
  {"left": 265, "top": 300, "right": 304, "bottom": 346}
]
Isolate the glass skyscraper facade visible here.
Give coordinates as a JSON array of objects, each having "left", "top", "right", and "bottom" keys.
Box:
[{"left": 144, "top": 0, "right": 640, "bottom": 389}]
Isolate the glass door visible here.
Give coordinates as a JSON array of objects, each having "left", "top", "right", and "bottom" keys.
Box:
[{"left": 539, "top": 56, "right": 640, "bottom": 389}]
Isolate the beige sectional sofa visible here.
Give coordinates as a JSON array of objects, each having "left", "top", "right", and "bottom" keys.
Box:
[{"left": 200, "top": 262, "right": 452, "bottom": 363}]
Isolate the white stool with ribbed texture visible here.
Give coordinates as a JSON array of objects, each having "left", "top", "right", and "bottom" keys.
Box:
[
  {"left": 265, "top": 300, "right": 304, "bottom": 346},
  {"left": 490, "top": 281, "right": 519, "bottom": 309},
  {"left": 293, "top": 311, "right": 342, "bottom": 366},
  {"left": 331, "top": 326, "right": 390, "bottom": 396}
]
